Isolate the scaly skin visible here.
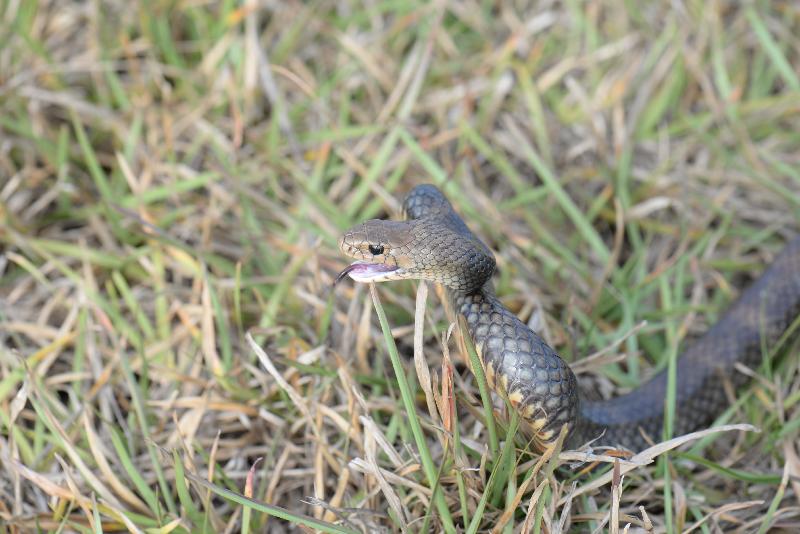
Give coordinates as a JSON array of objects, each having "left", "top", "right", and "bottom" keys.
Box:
[{"left": 338, "top": 184, "right": 800, "bottom": 451}]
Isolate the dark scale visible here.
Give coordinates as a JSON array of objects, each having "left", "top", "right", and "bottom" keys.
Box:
[{"left": 450, "top": 289, "right": 580, "bottom": 445}]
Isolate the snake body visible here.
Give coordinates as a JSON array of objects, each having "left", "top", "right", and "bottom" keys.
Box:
[{"left": 338, "top": 184, "right": 800, "bottom": 450}]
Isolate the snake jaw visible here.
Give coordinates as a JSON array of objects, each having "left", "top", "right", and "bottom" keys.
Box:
[{"left": 335, "top": 260, "right": 400, "bottom": 285}]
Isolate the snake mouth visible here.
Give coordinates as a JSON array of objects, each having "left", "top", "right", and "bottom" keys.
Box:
[{"left": 334, "top": 261, "right": 399, "bottom": 285}]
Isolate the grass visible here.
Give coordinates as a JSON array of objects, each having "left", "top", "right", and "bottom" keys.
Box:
[{"left": 1, "top": 0, "right": 800, "bottom": 532}]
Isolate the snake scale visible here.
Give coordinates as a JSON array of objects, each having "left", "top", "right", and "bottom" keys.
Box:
[{"left": 337, "top": 184, "right": 800, "bottom": 451}]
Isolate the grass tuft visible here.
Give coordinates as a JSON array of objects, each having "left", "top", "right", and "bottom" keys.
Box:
[{"left": 1, "top": 1, "right": 799, "bottom": 531}]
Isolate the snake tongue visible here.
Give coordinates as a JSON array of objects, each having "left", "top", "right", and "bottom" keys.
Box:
[{"left": 334, "top": 261, "right": 398, "bottom": 285}]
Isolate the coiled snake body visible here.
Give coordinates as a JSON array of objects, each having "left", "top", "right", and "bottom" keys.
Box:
[{"left": 337, "top": 184, "right": 800, "bottom": 451}]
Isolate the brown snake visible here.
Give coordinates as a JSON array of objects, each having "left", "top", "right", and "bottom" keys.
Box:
[{"left": 336, "top": 184, "right": 800, "bottom": 451}]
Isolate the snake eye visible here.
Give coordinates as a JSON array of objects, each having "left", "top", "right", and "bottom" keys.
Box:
[{"left": 368, "top": 244, "right": 384, "bottom": 255}]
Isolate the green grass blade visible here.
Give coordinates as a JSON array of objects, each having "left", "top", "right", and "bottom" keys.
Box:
[
  {"left": 745, "top": 7, "right": 800, "bottom": 91},
  {"left": 457, "top": 315, "right": 500, "bottom": 459},
  {"left": 368, "top": 284, "right": 456, "bottom": 533},
  {"left": 184, "top": 472, "right": 358, "bottom": 534}
]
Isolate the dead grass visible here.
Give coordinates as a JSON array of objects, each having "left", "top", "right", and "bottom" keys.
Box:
[{"left": 1, "top": 0, "right": 800, "bottom": 532}]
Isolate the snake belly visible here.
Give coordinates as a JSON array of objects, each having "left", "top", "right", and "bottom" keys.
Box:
[{"left": 337, "top": 184, "right": 800, "bottom": 451}]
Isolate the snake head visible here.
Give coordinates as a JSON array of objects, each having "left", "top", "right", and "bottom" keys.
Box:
[
  {"left": 336, "top": 220, "right": 414, "bottom": 285},
  {"left": 336, "top": 216, "right": 496, "bottom": 293}
]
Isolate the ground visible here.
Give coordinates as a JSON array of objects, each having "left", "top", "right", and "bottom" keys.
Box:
[{"left": 1, "top": 1, "right": 799, "bottom": 533}]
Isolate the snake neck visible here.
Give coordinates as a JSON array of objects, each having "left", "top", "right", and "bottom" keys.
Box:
[{"left": 445, "top": 286, "right": 581, "bottom": 449}]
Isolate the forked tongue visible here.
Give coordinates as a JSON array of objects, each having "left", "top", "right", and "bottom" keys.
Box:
[{"left": 334, "top": 261, "right": 396, "bottom": 286}]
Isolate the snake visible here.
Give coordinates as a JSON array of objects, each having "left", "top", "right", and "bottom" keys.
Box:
[{"left": 336, "top": 184, "right": 800, "bottom": 451}]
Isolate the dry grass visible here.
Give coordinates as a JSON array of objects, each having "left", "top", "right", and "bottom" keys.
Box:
[{"left": 2, "top": 1, "right": 800, "bottom": 532}]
